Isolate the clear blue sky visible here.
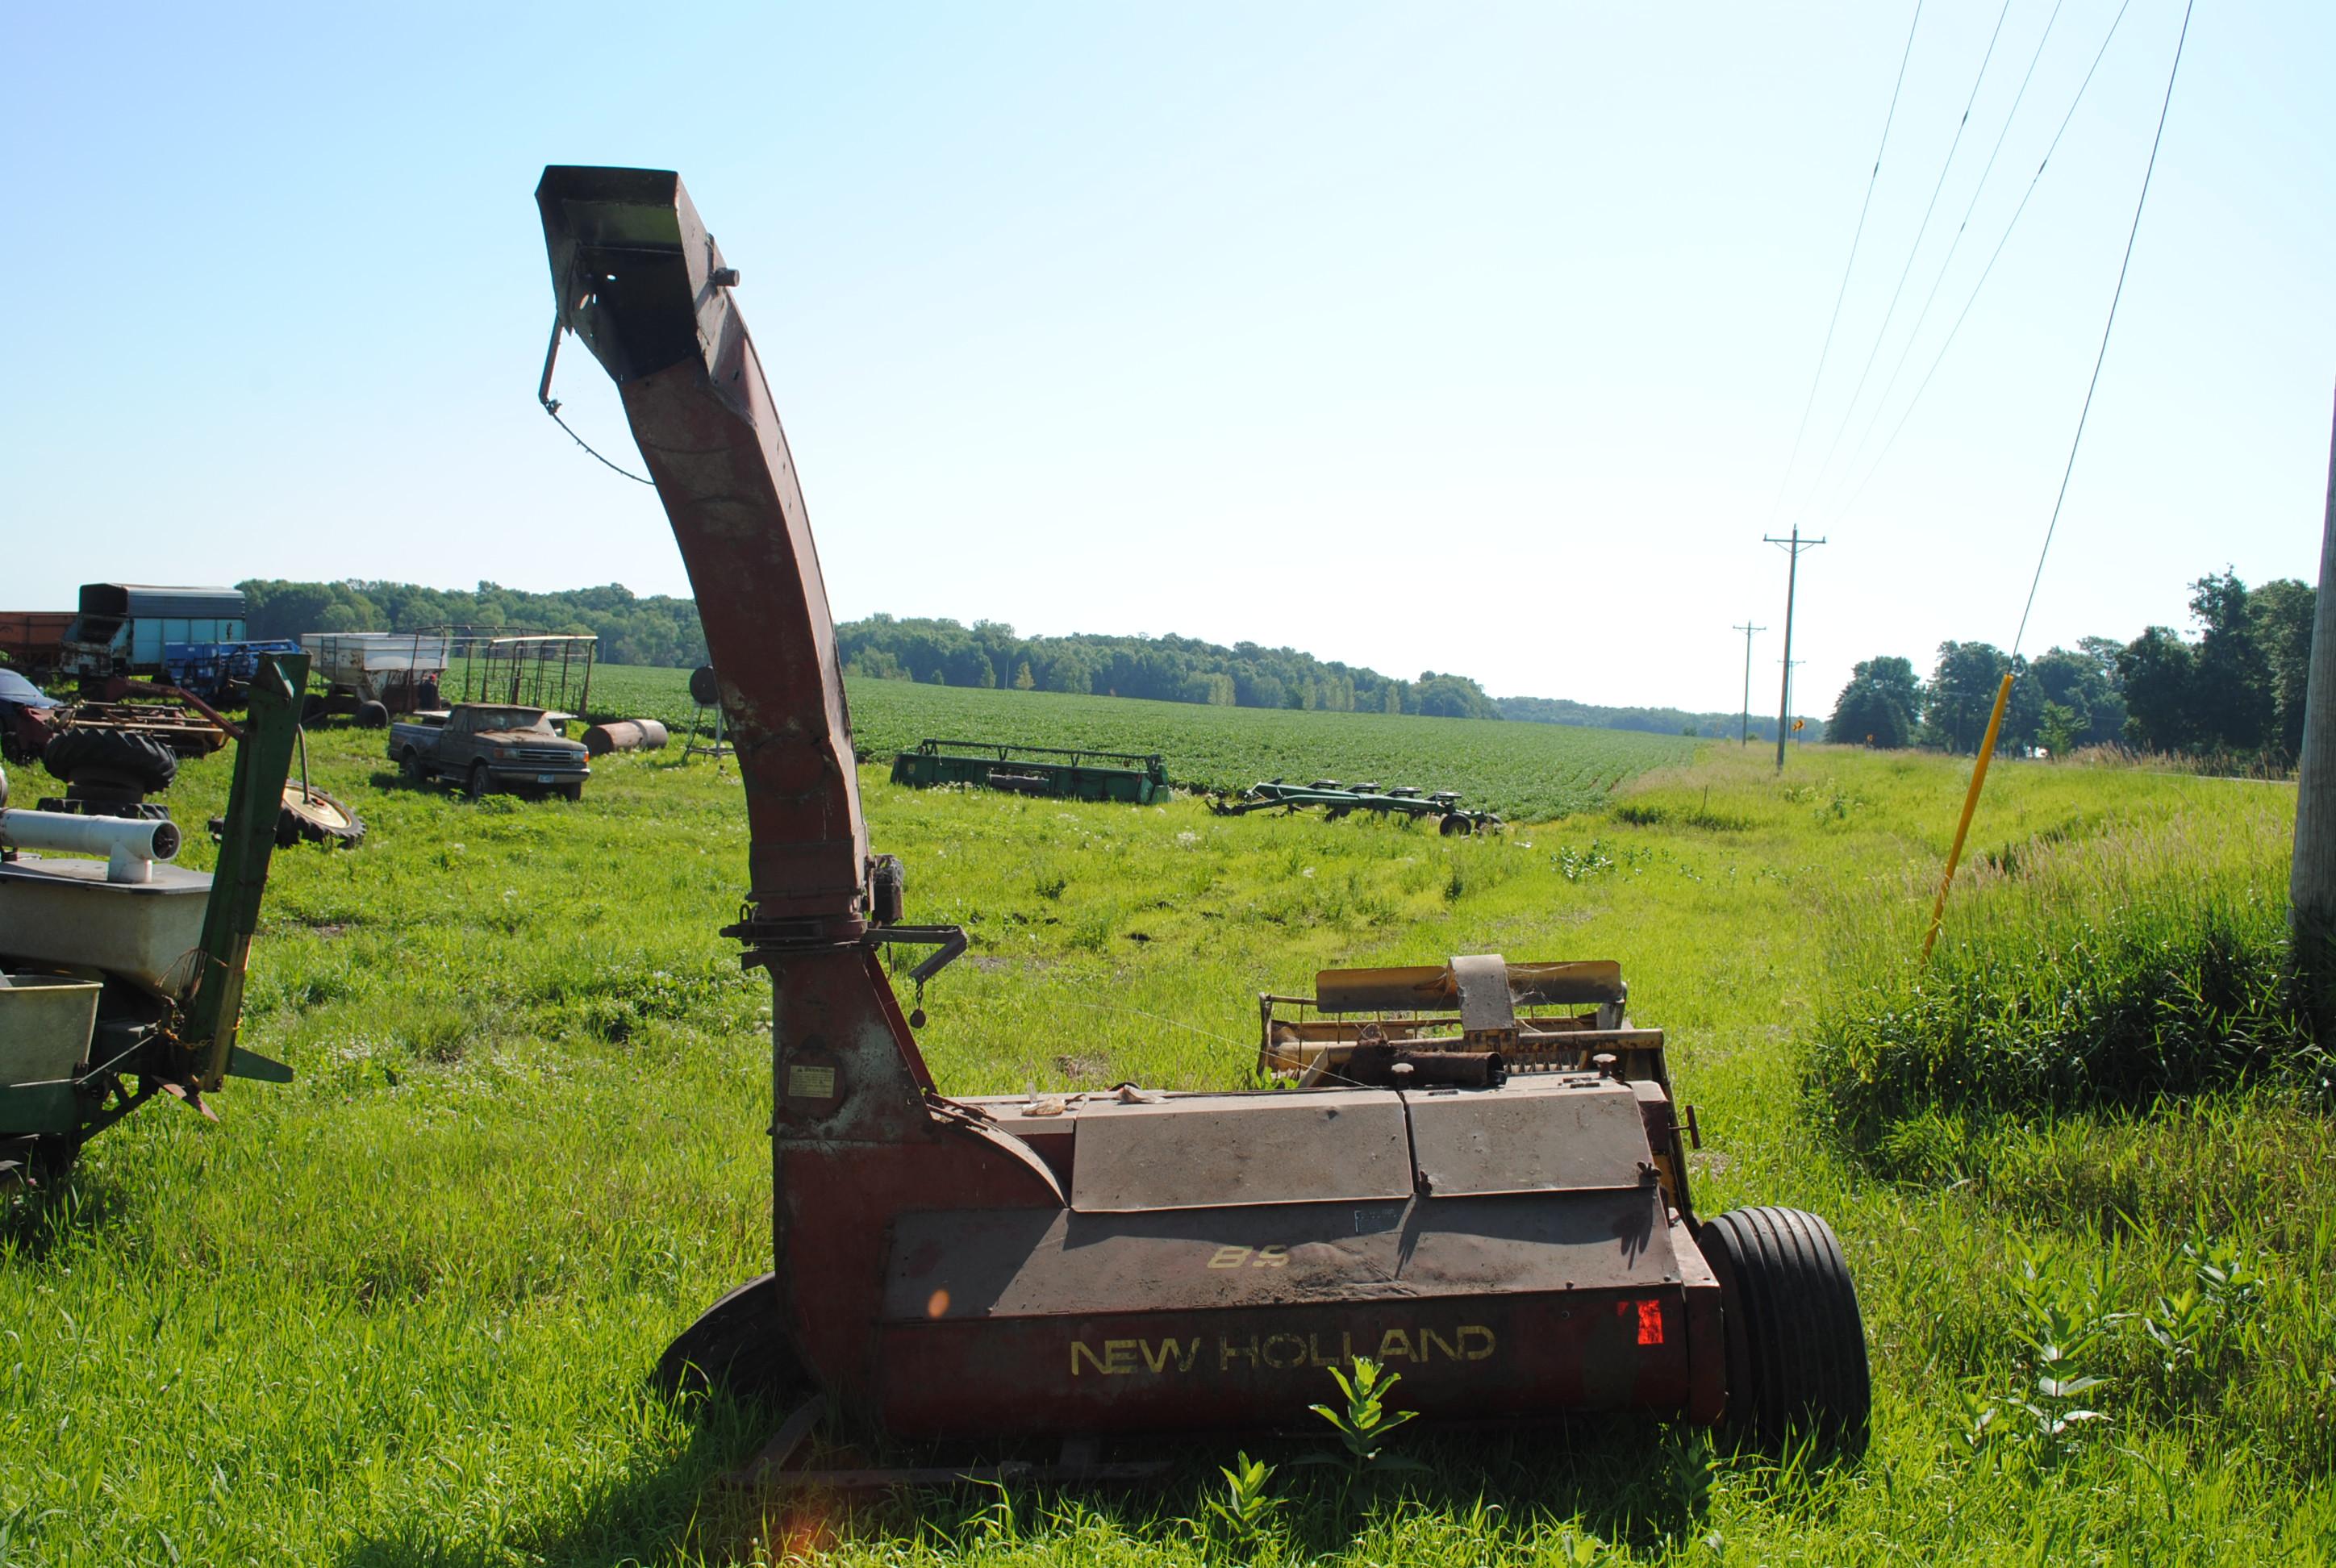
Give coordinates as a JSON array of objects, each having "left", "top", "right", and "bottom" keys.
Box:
[{"left": 6, "top": 2, "right": 2330, "bottom": 717}]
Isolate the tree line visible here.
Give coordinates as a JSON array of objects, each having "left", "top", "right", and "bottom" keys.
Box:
[
  {"left": 836, "top": 615, "right": 1504, "bottom": 719},
  {"left": 1829, "top": 569, "right": 2313, "bottom": 759},
  {"left": 234, "top": 580, "right": 1844, "bottom": 737}
]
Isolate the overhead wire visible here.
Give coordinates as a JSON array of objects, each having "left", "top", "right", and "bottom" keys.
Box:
[
  {"left": 1793, "top": 0, "right": 2019, "bottom": 527},
  {"left": 1821, "top": 0, "right": 2138, "bottom": 532},
  {"left": 2013, "top": 0, "right": 2195, "bottom": 658},
  {"left": 1920, "top": 0, "right": 2193, "bottom": 961},
  {"left": 1820, "top": 0, "right": 2073, "bottom": 523},
  {"left": 1761, "top": 0, "right": 1929, "bottom": 532}
]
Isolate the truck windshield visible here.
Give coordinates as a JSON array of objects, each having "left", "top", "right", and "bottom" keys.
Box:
[{"left": 469, "top": 707, "right": 549, "bottom": 733}]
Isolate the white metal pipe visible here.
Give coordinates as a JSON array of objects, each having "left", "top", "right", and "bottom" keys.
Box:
[{"left": 0, "top": 808, "right": 181, "bottom": 883}]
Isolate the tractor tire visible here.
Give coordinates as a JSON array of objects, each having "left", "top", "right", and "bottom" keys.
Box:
[
  {"left": 652, "top": 1272, "right": 806, "bottom": 1403},
  {"left": 466, "top": 761, "right": 494, "bottom": 799},
  {"left": 400, "top": 748, "right": 429, "bottom": 785},
  {"left": 354, "top": 700, "right": 390, "bottom": 730},
  {"left": 40, "top": 727, "right": 178, "bottom": 793},
  {"left": 1698, "top": 1206, "right": 1870, "bottom": 1453},
  {"left": 277, "top": 782, "right": 366, "bottom": 849}
]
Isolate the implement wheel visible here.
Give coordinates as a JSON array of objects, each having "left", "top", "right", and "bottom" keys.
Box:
[
  {"left": 1698, "top": 1206, "right": 1870, "bottom": 1453},
  {"left": 40, "top": 727, "right": 178, "bottom": 794},
  {"left": 276, "top": 782, "right": 366, "bottom": 849},
  {"left": 653, "top": 1272, "right": 806, "bottom": 1403}
]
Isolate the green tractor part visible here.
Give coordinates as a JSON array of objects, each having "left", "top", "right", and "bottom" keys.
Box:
[
  {"left": 0, "top": 651, "right": 307, "bottom": 1180},
  {"left": 890, "top": 738, "right": 1170, "bottom": 804},
  {"left": 1212, "top": 778, "right": 1501, "bottom": 835}
]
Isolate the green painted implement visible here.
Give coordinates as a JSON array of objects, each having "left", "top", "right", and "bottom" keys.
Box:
[{"left": 889, "top": 738, "right": 1170, "bottom": 804}]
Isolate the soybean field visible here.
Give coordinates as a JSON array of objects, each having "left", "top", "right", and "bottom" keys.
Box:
[{"left": 585, "top": 664, "right": 1693, "bottom": 822}]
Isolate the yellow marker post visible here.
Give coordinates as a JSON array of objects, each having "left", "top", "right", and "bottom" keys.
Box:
[{"left": 1921, "top": 673, "right": 2015, "bottom": 963}]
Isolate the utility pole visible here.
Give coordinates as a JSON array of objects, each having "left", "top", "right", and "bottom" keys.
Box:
[
  {"left": 1781, "top": 660, "right": 1806, "bottom": 744},
  {"left": 2291, "top": 386, "right": 2336, "bottom": 1034},
  {"left": 1763, "top": 524, "right": 1825, "bottom": 771},
  {"left": 1733, "top": 622, "right": 1765, "bottom": 745}
]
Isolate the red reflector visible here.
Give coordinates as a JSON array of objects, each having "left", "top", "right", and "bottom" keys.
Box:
[{"left": 1636, "top": 1299, "right": 1664, "bottom": 1345}]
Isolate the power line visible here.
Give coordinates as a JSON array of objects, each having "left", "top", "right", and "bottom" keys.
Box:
[
  {"left": 1796, "top": 0, "right": 2018, "bottom": 526},
  {"left": 1821, "top": 0, "right": 2073, "bottom": 522},
  {"left": 1762, "top": 0, "right": 1929, "bottom": 532},
  {"left": 2013, "top": 0, "right": 2194, "bottom": 658},
  {"left": 1821, "top": 0, "right": 2138, "bottom": 533}
]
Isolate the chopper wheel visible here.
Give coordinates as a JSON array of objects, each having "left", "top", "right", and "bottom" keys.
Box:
[
  {"left": 1698, "top": 1206, "right": 1870, "bottom": 1453},
  {"left": 276, "top": 781, "right": 367, "bottom": 849},
  {"left": 653, "top": 1272, "right": 807, "bottom": 1403}
]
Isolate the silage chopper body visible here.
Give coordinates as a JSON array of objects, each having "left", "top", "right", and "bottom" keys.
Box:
[{"left": 535, "top": 167, "right": 1869, "bottom": 1458}]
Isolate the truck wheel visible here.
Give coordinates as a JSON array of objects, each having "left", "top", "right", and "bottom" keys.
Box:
[
  {"left": 466, "top": 761, "right": 494, "bottom": 799},
  {"left": 354, "top": 700, "right": 389, "bottom": 730},
  {"left": 400, "top": 749, "right": 428, "bottom": 785},
  {"left": 558, "top": 782, "right": 583, "bottom": 802},
  {"left": 1698, "top": 1206, "right": 1870, "bottom": 1453}
]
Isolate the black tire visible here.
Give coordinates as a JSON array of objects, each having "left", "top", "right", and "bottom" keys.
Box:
[
  {"left": 466, "top": 761, "right": 494, "bottom": 799},
  {"left": 1698, "top": 1206, "right": 1870, "bottom": 1453},
  {"left": 40, "top": 727, "right": 178, "bottom": 793},
  {"left": 301, "top": 692, "right": 329, "bottom": 726},
  {"left": 557, "top": 782, "right": 583, "bottom": 803},
  {"left": 1437, "top": 812, "right": 1468, "bottom": 836},
  {"left": 354, "top": 700, "right": 389, "bottom": 730},
  {"left": 400, "top": 749, "right": 428, "bottom": 785},
  {"left": 652, "top": 1272, "right": 804, "bottom": 1403}
]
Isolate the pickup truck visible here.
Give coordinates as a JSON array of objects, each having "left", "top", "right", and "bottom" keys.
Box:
[{"left": 388, "top": 704, "right": 590, "bottom": 799}]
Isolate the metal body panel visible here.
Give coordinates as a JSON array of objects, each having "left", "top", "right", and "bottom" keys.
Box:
[
  {"left": 1068, "top": 1092, "right": 1412, "bottom": 1212},
  {"left": 886, "top": 1187, "right": 1679, "bottom": 1322},
  {"left": 875, "top": 1286, "right": 1699, "bottom": 1439},
  {"left": 1408, "top": 1079, "right": 1651, "bottom": 1196}
]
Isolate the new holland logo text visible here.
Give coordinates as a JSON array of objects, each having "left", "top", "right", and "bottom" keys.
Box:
[{"left": 1070, "top": 1325, "right": 1495, "bottom": 1377}]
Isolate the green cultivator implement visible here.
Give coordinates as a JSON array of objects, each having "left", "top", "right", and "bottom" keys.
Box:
[
  {"left": 891, "top": 739, "right": 1171, "bottom": 804},
  {"left": 1212, "top": 778, "right": 1502, "bottom": 835}
]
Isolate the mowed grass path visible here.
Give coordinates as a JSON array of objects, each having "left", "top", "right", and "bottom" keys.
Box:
[
  {"left": 1, "top": 705, "right": 2329, "bottom": 1564},
  {"left": 586, "top": 665, "right": 1692, "bottom": 822}
]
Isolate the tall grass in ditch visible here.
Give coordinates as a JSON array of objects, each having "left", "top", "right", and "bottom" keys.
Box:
[{"left": 1809, "top": 791, "right": 2327, "bottom": 1140}]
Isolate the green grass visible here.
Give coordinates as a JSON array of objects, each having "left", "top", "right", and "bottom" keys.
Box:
[
  {"left": 2, "top": 704, "right": 2331, "bottom": 1564},
  {"left": 583, "top": 664, "right": 1692, "bottom": 821}
]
